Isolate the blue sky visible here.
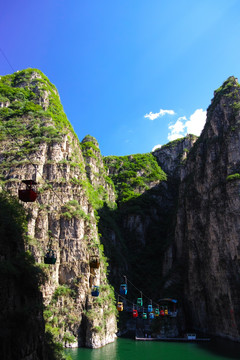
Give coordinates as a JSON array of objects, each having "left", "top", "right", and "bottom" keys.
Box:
[{"left": 1, "top": 0, "right": 240, "bottom": 156}]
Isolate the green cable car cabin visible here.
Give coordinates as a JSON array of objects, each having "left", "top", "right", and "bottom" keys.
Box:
[
  {"left": 142, "top": 312, "right": 147, "bottom": 319},
  {"left": 44, "top": 249, "right": 57, "bottom": 264},
  {"left": 137, "top": 298, "right": 143, "bottom": 306}
]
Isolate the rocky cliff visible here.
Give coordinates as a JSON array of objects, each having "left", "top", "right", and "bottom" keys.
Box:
[
  {"left": 174, "top": 76, "right": 240, "bottom": 340},
  {"left": 0, "top": 69, "right": 117, "bottom": 357},
  {"left": 1, "top": 69, "right": 240, "bottom": 350}
]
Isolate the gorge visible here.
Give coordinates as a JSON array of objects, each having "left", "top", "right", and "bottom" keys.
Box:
[{"left": 0, "top": 69, "right": 240, "bottom": 359}]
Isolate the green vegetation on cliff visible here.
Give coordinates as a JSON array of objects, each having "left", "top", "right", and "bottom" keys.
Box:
[
  {"left": 208, "top": 76, "right": 240, "bottom": 116},
  {"left": 104, "top": 153, "right": 167, "bottom": 203},
  {"left": 0, "top": 68, "right": 75, "bottom": 134}
]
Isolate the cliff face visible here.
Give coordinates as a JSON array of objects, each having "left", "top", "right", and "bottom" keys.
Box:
[
  {"left": 1, "top": 68, "right": 240, "bottom": 347},
  {"left": 0, "top": 69, "right": 117, "bottom": 353},
  {"left": 152, "top": 134, "right": 198, "bottom": 178},
  {"left": 175, "top": 77, "right": 240, "bottom": 339}
]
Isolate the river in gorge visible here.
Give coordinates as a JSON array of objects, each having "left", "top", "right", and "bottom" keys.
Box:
[{"left": 65, "top": 338, "right": 240, "bottom": 360}]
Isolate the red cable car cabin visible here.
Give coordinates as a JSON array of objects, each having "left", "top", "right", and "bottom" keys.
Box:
[
  {"left": 18, "top": 180, "right": 38, "bottom": 202},
  {"left": 133, "top": 309, "right": 138, "bottom": 318}
]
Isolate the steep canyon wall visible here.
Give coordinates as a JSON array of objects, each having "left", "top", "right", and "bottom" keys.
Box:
[{"left": 1, "top": 69, "right": 240, "bottom": 355}]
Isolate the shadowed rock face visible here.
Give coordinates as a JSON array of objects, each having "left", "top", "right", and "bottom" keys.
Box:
[
  {"left": 174, "top": 77, "right": 240, "bottom": 339},
  {"left": 0, "top": 194, "right": 50, "bottom": 360}
]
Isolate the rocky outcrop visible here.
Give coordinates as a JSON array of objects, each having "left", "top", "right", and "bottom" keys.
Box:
[
  {"left": 152, "top": 134, "right": 198, "bottom": 178},
  {"left": 175, "top": 77, "right": 240, "bottom": 339},
  {"left": 0, "top": 69, "right": 117, "bottom": 352},
  {"left": 81, "top": 135, "right": 116, "bottom": 204}
]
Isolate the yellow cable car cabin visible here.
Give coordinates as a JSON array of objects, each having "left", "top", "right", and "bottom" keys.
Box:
[{"left": 117, "top": 302, "right": 124, "bottom": 311}]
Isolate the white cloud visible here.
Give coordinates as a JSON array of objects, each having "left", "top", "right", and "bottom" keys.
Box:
[
  {"left": 168, "top": 116, "right": 186, "bottom": 141},
  {"left": 144, "top": 109, "right": 175, "bottom": 120},
  {"left": 151, "top": 144, "right": 162, "bottom": 152},
  {"left": 167, "top": 109, "right": 206, "bottom": 141},
  {"left": 185, "top": 109, "right": 207, "bottom": 136}
]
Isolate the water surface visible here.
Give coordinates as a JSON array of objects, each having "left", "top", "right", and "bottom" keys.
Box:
[{"left": 65, "top": 338, "right": 240, "bottom": 360}]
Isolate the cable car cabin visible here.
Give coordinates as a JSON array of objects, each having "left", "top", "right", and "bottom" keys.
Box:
[
  {"left": 164, "top": 306, "right": 168, "bottom": 315},
  {"left": 91, "top": 286, "right": 99, "bottom": 297},
  {"left": 147, "top": 304, "right": 153, "bottom": 312},
  {"left": 89, "top": 256, "right": 100, "bottom": 269},
  {"left": 44, "top": 250, "right": 57, "bottom": 264},
  {"left": 18, "top": 180, "right": 38, "bottom": 202},
  {"left": 120, "top": 284, "right": 127, "bottom": 295},
  {"left": 137, "top": 298, "right": 143, "bottom": 306},
  {"left": 160, "top": 309, "right": 165, "bottom": 316},
  {"left": 155, "top": 308, "right": 160, "bottom": 316},
  {"left": 142, "top": 313, "right": 147, "bottom": 319},
  {"left": 117, "top": 302, "right": 124, "bottom": 311},
  {"left": 149, "top": 312, "right": 154, "bottom": 319},
  {"left": 133, "top": 309, "right": 138, "bottom": 318}
]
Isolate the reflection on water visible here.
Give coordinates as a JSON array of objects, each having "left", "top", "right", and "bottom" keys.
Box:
[{"left": 65, "top": 338, "right": 240, "bottom": 360}]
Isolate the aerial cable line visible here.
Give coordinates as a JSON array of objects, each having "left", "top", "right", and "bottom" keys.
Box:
[
  {"left": 0, "top": 48, "right": 15, "bottom": 72},
  {"left": 123, "top": 275, "right": 159, "bottom": 308}
]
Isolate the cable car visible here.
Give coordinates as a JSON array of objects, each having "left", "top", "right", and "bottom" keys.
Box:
[
  {"left": 160, "top": 309, "right": 165, "bottom": 316},
  {"left": 120, "top": 284, "right": 127, "bottom": 295},
  {"left": 44, "top": 249, "right": 57, "bottom": 264},
  {"left": 117, "top": 302, "right": 124, "bottom": 311},
  {"left": 137, "top": 298, "right": 143, "bottom": 306},
  {"left": 18, "top": 180, "right": 38, "bottom": 202},
  {"left": 149, "top": 312, "right": 154, "bottom": 319},
  {"left": 133, "top": 309, "right": 138, "bottom": 318},
  {"left": 164, "top": 306, "right": 168, "bottom": 315},
  {"left": 142, "top": 312, "right": 147, "bottom": 319},
  {"left": 147, "top": 304, "right": 153, "bottom": 312},
  {"left": 91, "top": 286, "right": 99, "bottom": 297},
  {"left": 89, "top": 256, "right": 100, "bottom": 269},
  {"left": 155, "top": 308, "right": 159, "bottom": 316}
]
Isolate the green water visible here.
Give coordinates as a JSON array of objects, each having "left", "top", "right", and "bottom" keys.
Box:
[{"left": 65, "top": 338, "right": 240, "bottom": 360}]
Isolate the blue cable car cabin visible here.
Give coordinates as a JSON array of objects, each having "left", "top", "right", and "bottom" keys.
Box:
[
  {"left": 120, "top": 284, "right": 127, "bottom": 295},
  {"left": 147, "top": 304, "right": 152, "bottom": 312},
  {"left": 137, "top": 298, "right": 143, "bottom": 306},
  {"left": 149, "top": 312, "right": 154, "bottom": 319},
  {"left": 91, "top": 286, "right": 99, "bottom": 297}
]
